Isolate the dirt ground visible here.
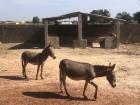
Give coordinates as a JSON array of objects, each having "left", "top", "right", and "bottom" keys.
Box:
[{"left": 0, "top": 43, "right": 140, "bottom": 105}]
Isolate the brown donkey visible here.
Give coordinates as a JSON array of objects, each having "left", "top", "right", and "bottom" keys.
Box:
[
  {"left": 21, "top": 43, "right": 56, "bottom": 80},
  {"left": 59, "top": 59, "right": 116, "bottom": 100}
]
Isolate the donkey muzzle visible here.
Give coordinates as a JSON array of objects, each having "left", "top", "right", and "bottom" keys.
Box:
[
  {"left": 53, "top": 56, "right": 56, "bottom": 59},
  {"left": 112, "top": 84, "right": 116, "bottom": 88}
]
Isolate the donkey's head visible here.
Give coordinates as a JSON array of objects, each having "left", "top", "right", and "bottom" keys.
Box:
[
  {"left": 42, "top": 43, "right": 56, "bottom": 59},
  {"left": 106, "top": 63, "right": 116, "bottom": 88}
]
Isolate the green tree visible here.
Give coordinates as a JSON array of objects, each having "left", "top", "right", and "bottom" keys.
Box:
[
  {"left": 32, "top": 16, "right": 40, "bottom": 23},
  {"left": 133, "top": 11, "right": 140, "bottom": 23},
  {"left": 116, "top": 11, "right": 132, "bottom": 22},
  {"left": 91, "top": 9, "right": 110, "bottom": 17},
  {"left": 90, "top": 9, "right": 111, "bottom": 23}
]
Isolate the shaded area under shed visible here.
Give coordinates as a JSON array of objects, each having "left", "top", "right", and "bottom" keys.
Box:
[{"left": 43, "top": 11, "right": 125, "bottom": 49}]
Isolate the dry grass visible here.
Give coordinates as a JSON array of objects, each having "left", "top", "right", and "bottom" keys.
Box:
[{"left": 0, "top": 43, "right": 140, "bottom": 105}]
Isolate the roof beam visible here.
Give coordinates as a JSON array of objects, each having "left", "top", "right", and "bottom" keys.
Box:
[{"left": 43, "top": 11, "right": 126, "bottom": 23}]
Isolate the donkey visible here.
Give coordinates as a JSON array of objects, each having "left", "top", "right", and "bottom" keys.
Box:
[
  {"left": 21, "top": 43, "right": 56, "bottom": 80},
  {"left": 59, "top": 59, "right": 116, "bottom": 100}
]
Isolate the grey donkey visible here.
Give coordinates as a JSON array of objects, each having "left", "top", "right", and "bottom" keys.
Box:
[
  {"left": 21, "top": 43, "right": 56, "bottom": 80},
  {"left": 59, "top": 59, "right": 116, "bottom": 100}
]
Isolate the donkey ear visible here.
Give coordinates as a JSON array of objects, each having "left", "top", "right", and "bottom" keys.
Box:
[
  {"left": 109, "top": 62, "right": 111, "bottom": 66},
  {"left": 50, "top": 42, "right": 54, "bottom": 47},
  {"left": 48, "top": 42, "right": 54, "bottom": 47},
  {"left": 111, "top": 64, "right": 116, "bottom": 71},
  {"left": 47, "top": 42, "right": 52, "bottom": 47}
]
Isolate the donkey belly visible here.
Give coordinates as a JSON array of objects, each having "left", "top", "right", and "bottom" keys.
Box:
[
  {"left": 66, "top": 68, "right": 91, "bottom": 80},
  {"left": 28, "top": 57, "right": 42, "bottom": 65},
  {"left": 29, "top": 61, "right": 38, "bottom": 65},
  {"left": 60, "top": 59, "right": 95, "bottom": 81},
  {"left": 67, "top": 74, "right": 87, "bottom": 80},
  {"left": 22, "top": 51, "right": 41, "bottom": 65}
]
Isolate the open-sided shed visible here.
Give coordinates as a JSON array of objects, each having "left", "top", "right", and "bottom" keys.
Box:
[{"left": 43, "top": 12, "right": 126, "bottom": 48}]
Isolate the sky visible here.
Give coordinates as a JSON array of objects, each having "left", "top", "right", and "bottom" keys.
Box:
[{"left": 0, "top": 0, "right": 140, "bottom": 21}]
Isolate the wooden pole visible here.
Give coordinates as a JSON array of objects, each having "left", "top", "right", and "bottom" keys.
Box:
[
  {"left": 114, "top": 21, "right": 120, "bottom": 49},
  {"left": 44, "top": 20, "right": 49, "bottom": 47},
  {"left": 78, "top": 13, "right": 83, "bottom": 40}
]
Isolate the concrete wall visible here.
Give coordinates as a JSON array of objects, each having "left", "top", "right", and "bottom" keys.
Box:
[
  {"left": 0, "top": 24, "right": 44, "bottom": 46},
  {"left": 0, "top": 23, "right": 139, "bottom": 47}
]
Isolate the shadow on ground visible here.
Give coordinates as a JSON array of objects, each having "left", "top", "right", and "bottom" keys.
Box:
[
  {"left": 23, "top": 91, "right": 92, "bottom": 101},
  {"left": 0, "top": 75, "right": 26, "bottom": 80},
  {"left": 8, "top": 43, "right": 43, "bottom": 50}
]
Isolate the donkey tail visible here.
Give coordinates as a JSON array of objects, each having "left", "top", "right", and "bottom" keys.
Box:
[
  {"left": 59, "top": 60, "right": 65, "bottom": 93},
  {"left": 21, "top": 53, "right": 24, "bottom": 67}
]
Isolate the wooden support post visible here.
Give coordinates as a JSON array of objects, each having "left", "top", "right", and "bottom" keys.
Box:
[
  {"left": 82, "top": 15, "right": 87, "bottom": 38},
  {"left": 114, "top": 21, "right": 120, "bottom": 49},
  {"left": 73, "top": 13, "right": 87, "bottom": 48},
  {"left": 78, "top": 13, "right": 83, "bottom": 40},
  {"left": 44, "top": 20, "right": 49, "bottom": 47}
]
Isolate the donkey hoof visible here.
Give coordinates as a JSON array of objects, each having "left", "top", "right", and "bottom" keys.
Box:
[
  {"left": 84, "top": 96, "right": 88, "bottom": 99},
  {"left": 23, "top": 75, "right": 27, "bottom": 78},
  {"left": 90, "top": 96, "right": 96, "bottom": 101},
  {"left": 67, "top": 94, "right": 70, "bottom": 98},
  {"left": 25, "top": 76, "right": 28, "bottom": 79},
  {"left": 41, "top": 77, "right": 44, "bottom": 80},
  {"left": 60, "top": 90, "right": 63, "bottom": 93},
  {"left": 94, "top": 96, "right": 97, "bottom": 99}
]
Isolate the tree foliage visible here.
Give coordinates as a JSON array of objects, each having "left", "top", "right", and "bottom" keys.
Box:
[
  {"left": 133, "top": 11, "right": 140, "bottom": 23},
  {"left": 91, "top": 9, "right": 110, "bottom": 17},
  {"left": 90, "top": 9, "right": 111, "bottom": 23},
  {"left": 116, "top": 11, "right": 132, "bottom": 22},
  {"left": 32, "top": 16, "right": 40, "bottom": 23}
]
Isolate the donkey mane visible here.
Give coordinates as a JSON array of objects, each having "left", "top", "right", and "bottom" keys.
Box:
[
  {"left": 93, "top": 65, "right": 112, "bottom": 77},
  {"left": 93, "top": 65, "right": 110, "bottom": 70}
]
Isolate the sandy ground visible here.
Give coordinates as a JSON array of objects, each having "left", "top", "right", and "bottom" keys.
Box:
[{"left": 0, "top": 43, "right": 140, "bottom": 105}]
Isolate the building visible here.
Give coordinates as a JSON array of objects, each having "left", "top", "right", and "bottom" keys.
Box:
[{"left": 43, "top": 12, "right": 126, "bottom": 48}]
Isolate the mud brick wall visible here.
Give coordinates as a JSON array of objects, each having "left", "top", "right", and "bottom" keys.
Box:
[
  {"left": 120, "top": 23, "right": 140, "bottom": 43},
  {"left": 0, "top": 23, "right": 140, "bottom": 47},
  {"left": 0, "top": 24, "right": 44, "bottom": 46}
]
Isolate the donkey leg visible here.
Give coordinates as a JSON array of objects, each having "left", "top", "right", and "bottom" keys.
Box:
[
  {"left": 60, "top": 70, "right": 63, "bottom": 93},
  {"left": 22, "top": 61, "right": 28, "bottom": 79},
  {"left": 22, "top": 65, "right": 25, "bottom": 77},
  {"left": 89, "top": 81, "right": 98, "bottom": 100},
  {"left": 22, "top": 59, "right": 24, "bottom": 77},
  {"left": 36, "top": 65, "right": 41, "bottom": 80},
  {"left": 62, "top": 75, "right": 70, "bottom": 97},
  {"left": 83, "top": 80, "right": 88, "bottom": 99},
  {"left": 40, "top": 63, "right": 44, "bottom": 79},
  {"left": 22, "top": 59, "right": 26, "bottom": 77},
  {"left": 24, "top": 63, "right": 28, "bottom": 79}
]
